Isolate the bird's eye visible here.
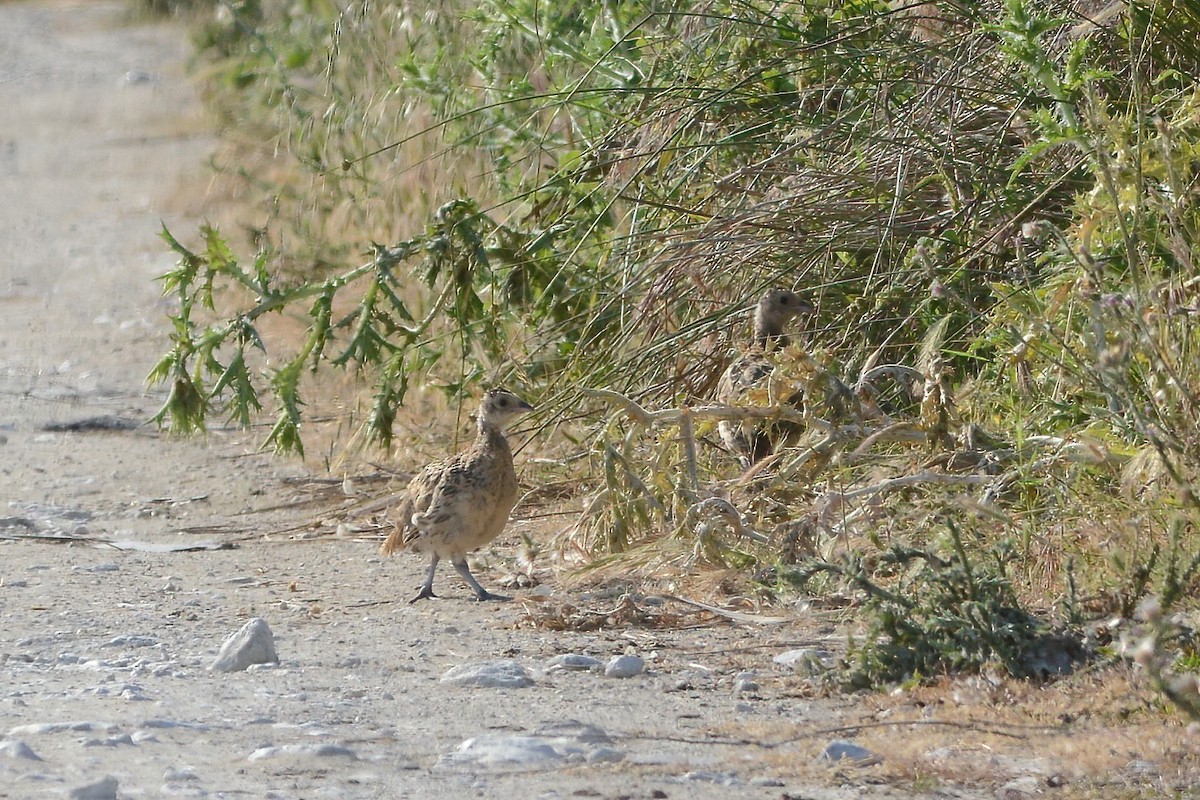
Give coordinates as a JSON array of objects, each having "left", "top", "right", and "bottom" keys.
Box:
[{"left": 780, "top": 296, "right": 790, "bottom": 304}]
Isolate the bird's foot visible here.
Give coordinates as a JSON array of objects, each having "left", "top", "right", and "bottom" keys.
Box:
[
  {"left": 408, "top": 586, "right": 437, "bottom": 604},
  {"left": 471, "top": 589, "right": 511, "bottom": 603}
]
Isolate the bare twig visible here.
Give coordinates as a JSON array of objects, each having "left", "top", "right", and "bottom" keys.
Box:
[
  {"left": 583, "top": 388, "right": 808, "bottom": 426},
  {"left": 659, "top": 594, "right": 790, "bottom": 624},
  {"left": 825, "top": 471, "right": 992, "bottom": 505}
]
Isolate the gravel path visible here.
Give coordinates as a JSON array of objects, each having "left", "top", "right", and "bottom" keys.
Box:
[{"left": 3, "top": 3, "right": 1168, "bottom": 799}]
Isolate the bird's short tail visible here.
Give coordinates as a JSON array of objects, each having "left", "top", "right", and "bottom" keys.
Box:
[
  {"left": 379, "top": 525, "right": 406, "bottom": 556},
  {"left": 380, "top": 496, "right": 414, "bottom": 556}
]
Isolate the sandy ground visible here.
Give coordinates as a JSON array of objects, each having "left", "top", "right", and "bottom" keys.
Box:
[{"left": 1, "top": 2, "right": 1197, "bottom": 799}]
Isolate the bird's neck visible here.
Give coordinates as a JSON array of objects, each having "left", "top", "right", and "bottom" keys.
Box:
[
  {"left": 753, "top": 326, "right": 789, "bottom": 351},
  {"left": 477, "top": 419, "right": 507, "bottom": 442}
]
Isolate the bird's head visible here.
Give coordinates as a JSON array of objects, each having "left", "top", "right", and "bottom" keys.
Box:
[
  {"left": 478, "top": 388, "right": 535, "bottom": 431},
  {"left": 753, "top": 288, "right": 814, "bottom": 344}
]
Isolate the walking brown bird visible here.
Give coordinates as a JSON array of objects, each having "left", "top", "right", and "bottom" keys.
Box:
[
  {"left": 716, "top": 289, "right": 814, "bottom": 468},
  {"left": 380, "top": 388, "right": 534, "bottom": 602}
]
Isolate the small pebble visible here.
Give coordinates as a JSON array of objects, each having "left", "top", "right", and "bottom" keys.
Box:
[
  {"left": 439, "top": 735, "right": 562, "bottom": 769},
  {"left": 248, "top": 743, "right": 357, "bottom": 761},
  {"left": 546, "top": 654, "right": 603, "bottom": 672},
  {"left": 106, "top": 635, "right": 158, "bottom": 648},
  {"left": 69, "top": 775, "right": 119, "bottom": 800},
  {"left": 996, "top": 776, "right": 1042, "bottom": 800},
  {"left": 773, "top": 648, "right": 832, "bottom": 675},
  {"left": 163, "top": 766, "right": 200, "bottom": 782},
  {"left": 9, "top": 721, "right": 117, "bottom": 736},
  {"left": 604, "top": 655, "right": 644, "bottom": 678},
  {"left": 0, "top": 739, "right": 42, "bottom": 761},
  {"left": 587, "top": 747, "right": 625, "bottom": 763},
  {"left": 675, "top": 770, "right": 741, "bottom": 785},
  {"left": 441, "top": 660, "right": 534, "bottom": 689},
  {"left": 81, "top": 733, "right": 135, "bottom": 748},
  {"left": 732, "top": 670, "right": 759, "bottom": 695},
  {"left": 438, "top": 722, "right": 622, "bottom": 771},
  {"left": 819, "top": 739, "right": 880, "bottom": 765},
  {"left": 210, "top": 618, "right": 278, "bottom": 673}
]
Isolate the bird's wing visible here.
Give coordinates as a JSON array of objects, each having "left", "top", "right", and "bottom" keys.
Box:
[
  {"left": 718, "top": 355, "right": 774, "bottom": 402},
  {"left": 403, "top": 454, "right": 470, "bottom": 535},
  {"left": 410, "top": 451, "right": 494, "bottom": 533},
  {"left": 379, "top": 454, "right": 458, "bottom": 555}
]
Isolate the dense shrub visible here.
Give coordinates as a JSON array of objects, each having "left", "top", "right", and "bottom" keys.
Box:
[{"left": 152, "top": 0, "right": 1200, "bottom": 688}]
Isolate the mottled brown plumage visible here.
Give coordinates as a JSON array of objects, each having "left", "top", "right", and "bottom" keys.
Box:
[
  {"left": 381, "top": 388, "right": 534, "bottom": 602},
  {"left": 716, "top": 289, "right": 814, "bottom": 468}
]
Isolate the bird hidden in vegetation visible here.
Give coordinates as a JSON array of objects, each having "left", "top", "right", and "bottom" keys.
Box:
[{"left": 716, "top": 288, "right": 814, "bottom": 468}]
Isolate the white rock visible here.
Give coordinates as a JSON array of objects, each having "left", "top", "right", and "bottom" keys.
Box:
[
  {"left": 163, "top": 766, "right": 200, "bottom": 782},
  {"left": 545, "top": 654, "right": 603, "bottom": 672},
  {"left": 0, "top": 739, "right": 42, "bottom": 760},
  {"left": 247, "top": 743, "right": 357, "bottom": 761},
  {"left": 586, "top": 746, "right": 625, "bottom": 763},
  {"left": 996, "top": 776, "right": 1042, "bottom": 799},
  {"left": 440, "top": 660, "right": 534, "bottom": 689},
  {"left": 139, "top": 719, "right": 212, "bottom": 731},
  {"left": 438, "top": 721, "right": 621, "bottom": 771},
  {"left": 676, "top": 771, "right": 741, "bottom": 785},
  {"left": 210, "top": 618, "right": 278, "bottom": 673},
  {"left": 440, "top": 735, "right": 562, "bottom": 770},
  {"left": 8, "top": 721, "right": 117, "bottom": 736},
  {"left": 69, "top": 775, "right": 119, "bottom": 800},
  {"left": 604, "top": 654, "right": 644, "bottom": 678},
  {"left": 773, "top": 648, "right": 832, "bottom": 675},
  {"left": 732, "top": 670, "right": 759, "bottom": 694},
  {"left": 819, "top": 739, "right": 880, "bottom": 765},
  {"left": 106, "top": 635, "right": 158, "bottom": 648},
  {"left": 81, "top": 733, "right": 135, "bottom": 748},
  {"left": 532, "top": 720, "right": 613, "bottom": 744}
]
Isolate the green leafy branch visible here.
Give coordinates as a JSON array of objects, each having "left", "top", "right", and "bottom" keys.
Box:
[{"left": 147, "top": 199, "right": 519, "bottom": 454}]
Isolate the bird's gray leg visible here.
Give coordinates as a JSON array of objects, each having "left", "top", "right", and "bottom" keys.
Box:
[
  {"left": 409, "top": 554, "right": 440, "bottom": 603},
  {"left": 451, "top": 559, "right": 509, "bottom": 602}
]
